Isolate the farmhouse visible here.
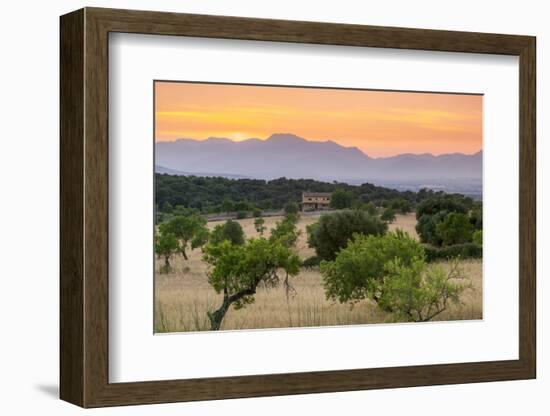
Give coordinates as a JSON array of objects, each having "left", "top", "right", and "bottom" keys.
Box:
[{"left": 301, "top": 192, "right": 331, "bottom": 212}]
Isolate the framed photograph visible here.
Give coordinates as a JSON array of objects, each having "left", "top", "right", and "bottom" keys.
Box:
[{"left": 60, "top": 7, "right": 536, "bottom": 408}]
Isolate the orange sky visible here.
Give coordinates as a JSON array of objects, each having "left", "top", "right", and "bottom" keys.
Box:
[{"left": 155, "top": 81, "right": 482, "bottom": 158}]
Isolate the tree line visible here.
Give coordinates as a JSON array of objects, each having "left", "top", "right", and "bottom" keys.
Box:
[{"left": 155, "top": 173, "right": 451, "bottom": 218}]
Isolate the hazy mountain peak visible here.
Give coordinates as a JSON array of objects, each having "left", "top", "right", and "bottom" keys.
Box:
[
  {"left": 156, "top": 133, "right": 482, "bottom": 183},
  {"left": 267, "top": 133, "right": 307, "bottom": 143},
  {"left": 205, "top": 136, "right": 233, "bottom": 143}
]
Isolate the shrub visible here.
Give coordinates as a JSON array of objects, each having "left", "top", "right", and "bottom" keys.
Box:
[
  {"left": 321, "top": 231, "right": 468, "bottom": 322},
  {"left": 221, "top": 199, "right": 235, "bottom": 213},
  {"left": 253, "top": 208, "right": 262, "bottom": 218},
  {"left": 284, "top": 202, "right": 299, "bottom": 215},
  {"left": 472, "top": 229, "right": 483, "bottom": 245},
  {"left": 436, "top": 212, "right": 473, "bottom": 246},
  {"left": 416, "top": 211, "right": 447, "bottom": 246},
  {"left": 173, "top": 205, "right": 200, "bottom": 217},
  {"left": 364, "top": 202, "right": 378, "bottom": 216},
  {"left": 307, "top": 210, "right": 387, "bottom": 261},
  {"left": 415, "top": 195, "right": 471, "bottom": 220},
  {"left": 378, "top": 258, "right": 468, "bottom": 322},
  {"left": 254, "top": 217, "right": 266, "bottom": 235},
  {"left": 423, "top": 243, "right": 482, "bottom": 262},
  {"left": 381, "top": 207, "right": 396, "bottom": 223},
  {"left": 330, "top": 189, "right": 354, "bottom": 209},
  {"left": 236, "top": 210, "right": 247, "bottom": 219},
  {"left": 210, "top": 220, "right": 245, "bottom": 246},
  {"left": 390, "top": 198, "right": 412, "bottom": 214},
  {"left": 162, "top": 201, "right": 173, "bottom": 213},
  {"left": 234, "top": 201, "right": 253, "bottom": 211},
  {"left": 321, "top": 230, "right": 424, "bottom": 304}
]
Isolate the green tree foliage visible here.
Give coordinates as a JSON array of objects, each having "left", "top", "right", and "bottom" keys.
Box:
[
  {"left": 415, "top": 194, "right": 472, "bottom": 219},
  {"left": 172, "top": 205, "right": 200, "bottom": 217},
  {"left": 156, "top": 174, "right": 445, "bottom": 215},
  {"left": 378, "top": 258, "right": 468, "bottom": 322},
  {"left": 472, "top": 229, "right": 483, "bottom": 245},
  {"left": 204, "top": 238, "right": 301, "bottom": 330},
  {"left": 154, "top": 231, "right": 179, "bottom": 273},
  {"left": 364, "top": 202, "right": 378, "bottom": 216},
  {"left": 284, "top": 212, "right": 299, "bottom": 224},
  {"left": 330, "top": 188, "right": 354, "bottom": 209},
  {"left": 321, "top": 230, "right": 424, "bottom": 304},
  {"left": 435, "top": 212, "right": 474, "bottom": 246},
  {"left": 270, "top": 215, "right": 301, "bottom": 248},
  {"left": 234, "top": 201, "right": 253, "bottom": 212},
  {"left": 284, "top": 201, "right": 299, "bottom": 215},
  {"left": 416, "top": 211, "right": 447, "bottom": 246},
  {"left": 423, "top": 242, "right": 482, "bottom": 262},
  {"left": 415, "top": 195, "right": 475, "bottom": 246},
  {"left": 236, "top": 210, "right": 247, "bottom": 219},
  {"left": 221, "top": 199, "right": 235, "bottom": 213},
  {"left": 209, "top": 220, "right": 245, "bottom": 246},
  {"left": 470, "top": 203, "right": 483, "bottom": 229},
  {"left": 390, "top": 198, "right": 412, "bottom": 214},
  {"left": 321, "top": 231, "right": 468, "bottom": 322},
  {"left": 159, "top": 215, "right": 208, "bottom": 260},
  {"left": 253, "top": 208, "right": 262, "bottom": 218},
  {"left": 191, "top": 227, "right": 210, "bottom": 252},
  {"left": 307, "top": 210, "right": 387, "bottom": 261},
  {"left": 381, "top": 207, "right": 396, "bottom": 223},
  {"left": 254, "top": 217, "right": 266, "bottom": 235}
]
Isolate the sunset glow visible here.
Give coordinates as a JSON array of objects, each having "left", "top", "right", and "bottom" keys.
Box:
[{"left": 155, "top": 81, "right": 482, "bottom": 158}]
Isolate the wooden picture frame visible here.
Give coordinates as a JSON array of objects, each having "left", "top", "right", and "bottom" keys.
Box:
[{"left": 60, "top": 7, "right": 536, "bottom": 408}]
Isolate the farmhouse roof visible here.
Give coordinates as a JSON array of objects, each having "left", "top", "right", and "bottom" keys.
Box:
[{"left": 302, "top": 192, "right": 331, "bottom": 198}]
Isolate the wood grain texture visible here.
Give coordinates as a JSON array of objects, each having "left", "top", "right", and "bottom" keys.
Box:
[
  {"left": 59, "top": 7, "right": 537, "bottom": 408},
  {"left": 59, "top": 8, "right": 84, "bottom": 406}
]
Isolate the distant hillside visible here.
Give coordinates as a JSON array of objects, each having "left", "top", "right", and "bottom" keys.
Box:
[
  {"left": 155, "top": 165, "right": 251, "bottom": 180},
  {"left": 155, "top": 133, "right": 482, "bottom": 184}
]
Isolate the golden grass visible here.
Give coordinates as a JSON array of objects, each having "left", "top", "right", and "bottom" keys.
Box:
[{"left": 155, "top": 213, "right": 482, "bottom": 332}]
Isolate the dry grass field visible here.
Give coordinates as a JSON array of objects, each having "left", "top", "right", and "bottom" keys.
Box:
[{"left": 155, "top": 213, "right": 482, "bottom": 332}]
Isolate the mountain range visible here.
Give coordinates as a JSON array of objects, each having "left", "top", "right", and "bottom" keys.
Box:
[{"left": 155, "top": 133, "right": 482, "bottom": 184}]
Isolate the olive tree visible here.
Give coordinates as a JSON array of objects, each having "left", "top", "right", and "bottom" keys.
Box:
[
  {"left": 209, "top": 219, "right": 245, "bottom": 246},
  {"left": 204, "top": 238, "right": 301, "bottom": 330},
  {"left": 159, "top": 214, "right": 208, "bottom": 260},
  {"left": 381, "top": 207, "right": 396, "bottom": 223},
  {"left": 191, "top": 227, "right": 210, "bottom": 252},
  {"left": 284, "top": 201, "right": 299, "bottom": 215},
  {"left": 254, "top": 217, "right": 266, "bottom": 235},
  {"left": 270, "top": 214, "right": 300, "bottom": 248},
  {"left": 154, "top": 231, "right": 179, "bottom": 273}
]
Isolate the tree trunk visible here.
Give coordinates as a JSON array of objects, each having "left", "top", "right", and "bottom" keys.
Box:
[
  {"left": 164, "top": 255, "right": 170, "bottom": 270},
  {"left": 209, "top": 286, "right": 257, "bottom": 330},
  {"left": 208, "top": 298, "right": 231, "bottom": 330},
  {"left": 181, "top": 248, "right": 188, "bottom": 260}
]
